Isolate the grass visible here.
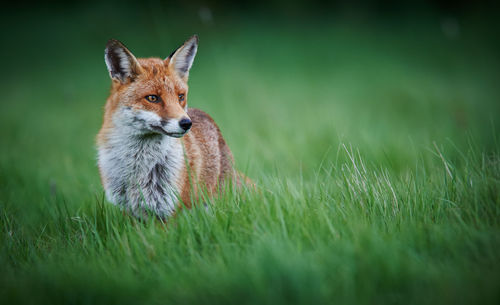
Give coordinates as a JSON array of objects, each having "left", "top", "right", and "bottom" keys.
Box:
[{"left": 1, "top": 4, "right": 500, "bottom": 304}]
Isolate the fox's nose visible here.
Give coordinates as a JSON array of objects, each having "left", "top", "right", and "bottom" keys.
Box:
[{"left": 179, "top": 118, "right": 192, "bottom": 131}]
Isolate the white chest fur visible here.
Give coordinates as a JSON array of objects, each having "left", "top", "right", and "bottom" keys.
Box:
[{"left": 98, "top": 129, "right": 184, "bottom": 218}]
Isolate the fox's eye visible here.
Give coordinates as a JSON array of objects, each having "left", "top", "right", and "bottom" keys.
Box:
[
  {"left": 178, "top": 94, "right": 185, "bottom": 102},
  {"left": 145, "top": 95, "right": 160, "bottom": 103}
]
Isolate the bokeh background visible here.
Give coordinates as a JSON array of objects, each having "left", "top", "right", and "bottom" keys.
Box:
[
  {"left": 1, "top": 0, "right": 500, "bottom": 304},
  {"left": 2, "top": 0, "right": 499, "bottom": 179}
]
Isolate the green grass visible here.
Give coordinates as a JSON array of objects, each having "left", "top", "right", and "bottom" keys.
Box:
[{"left": 1, "top": 5, "right": 500, "bottom": 305}]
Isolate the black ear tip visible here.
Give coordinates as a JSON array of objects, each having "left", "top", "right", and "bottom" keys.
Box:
[
  {"left": 189, "top": 35, "right": 199, "bottom": 44},
  {"left": 106, "top": 39, "right": 124, "bottom": 49}
]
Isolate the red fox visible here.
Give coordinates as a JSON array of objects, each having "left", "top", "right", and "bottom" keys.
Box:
[{"left": 97, "top": 35, "right": 248, "bottom": 218}]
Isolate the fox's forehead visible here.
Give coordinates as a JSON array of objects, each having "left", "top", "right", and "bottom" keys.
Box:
[
  {"left": 133, "top": 57, "right": 187, "bottom": 93},
  {"left": 138, "top": 58, "right": 168, "bottom": 75}
]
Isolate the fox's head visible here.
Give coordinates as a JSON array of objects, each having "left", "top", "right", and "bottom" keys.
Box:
[{"left": 104, "top": 36, "right": 198, "bottom": 138}]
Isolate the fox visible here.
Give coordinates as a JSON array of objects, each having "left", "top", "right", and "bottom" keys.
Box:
[{"left": 97, "top": 35, "right": 248, "bottom": 218}]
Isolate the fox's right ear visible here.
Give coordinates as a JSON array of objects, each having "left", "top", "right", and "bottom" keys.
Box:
[
  {"left": 166, "top": 35, "right": 198, "bottom": 81},
  {"left": 104, "top": 39, "right": 142, "bottom": 83}
]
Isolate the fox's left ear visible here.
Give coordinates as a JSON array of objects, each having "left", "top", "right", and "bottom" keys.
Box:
[{"left": 166, "top": 35, "right": 198, "bottom": 81}]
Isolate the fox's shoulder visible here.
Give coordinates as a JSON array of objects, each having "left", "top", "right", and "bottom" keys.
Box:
[
  {"left": 185, "top": 107, "right": 230, "bottom": 152},
  {"left": 188, "top": 108, "right": 215, "bottom": 124},
  {"left": 188, "top": 108, "right": 221, "bottom": 132}
]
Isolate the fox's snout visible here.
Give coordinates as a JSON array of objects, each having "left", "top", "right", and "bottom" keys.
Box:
[
  {"left": 160, "top": 117, "right": 191, "bottom": 131},
  {"left": 149, "top": 114, "right": 192, "bottom": 138}
]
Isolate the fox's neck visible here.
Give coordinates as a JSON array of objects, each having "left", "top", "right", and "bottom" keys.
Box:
[{"left": 98, "top": 126, "right": 185, "bottom": 217}]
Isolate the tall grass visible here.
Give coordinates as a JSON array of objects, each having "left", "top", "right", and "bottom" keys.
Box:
[{"left": 2, "top": 141, "right": 499, "bottom": 304}]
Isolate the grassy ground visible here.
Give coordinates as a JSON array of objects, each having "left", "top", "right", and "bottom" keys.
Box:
[{"left": 1, "top": 5, "right": 500, "bottom": 305}]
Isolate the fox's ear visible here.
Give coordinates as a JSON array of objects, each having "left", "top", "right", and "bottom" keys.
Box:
[
  {"left": 166, "top": 35, "right": 198, "bottom": 81},
  {"left": 105, "top": 39, "right": 142, "bottom": 83}
]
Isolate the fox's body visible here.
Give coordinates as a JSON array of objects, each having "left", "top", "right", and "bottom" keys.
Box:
[{"left": 97, "top": 37, "right": 242, "bottom": 218}]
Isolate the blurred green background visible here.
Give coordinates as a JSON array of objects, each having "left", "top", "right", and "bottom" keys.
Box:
[{"left": 1, "top": 1, "right": 499, "bottom": 304}]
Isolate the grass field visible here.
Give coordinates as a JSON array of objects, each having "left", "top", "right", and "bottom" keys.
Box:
[{"left": 1, "top": 4, "right": 500, "bottom": 304}]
